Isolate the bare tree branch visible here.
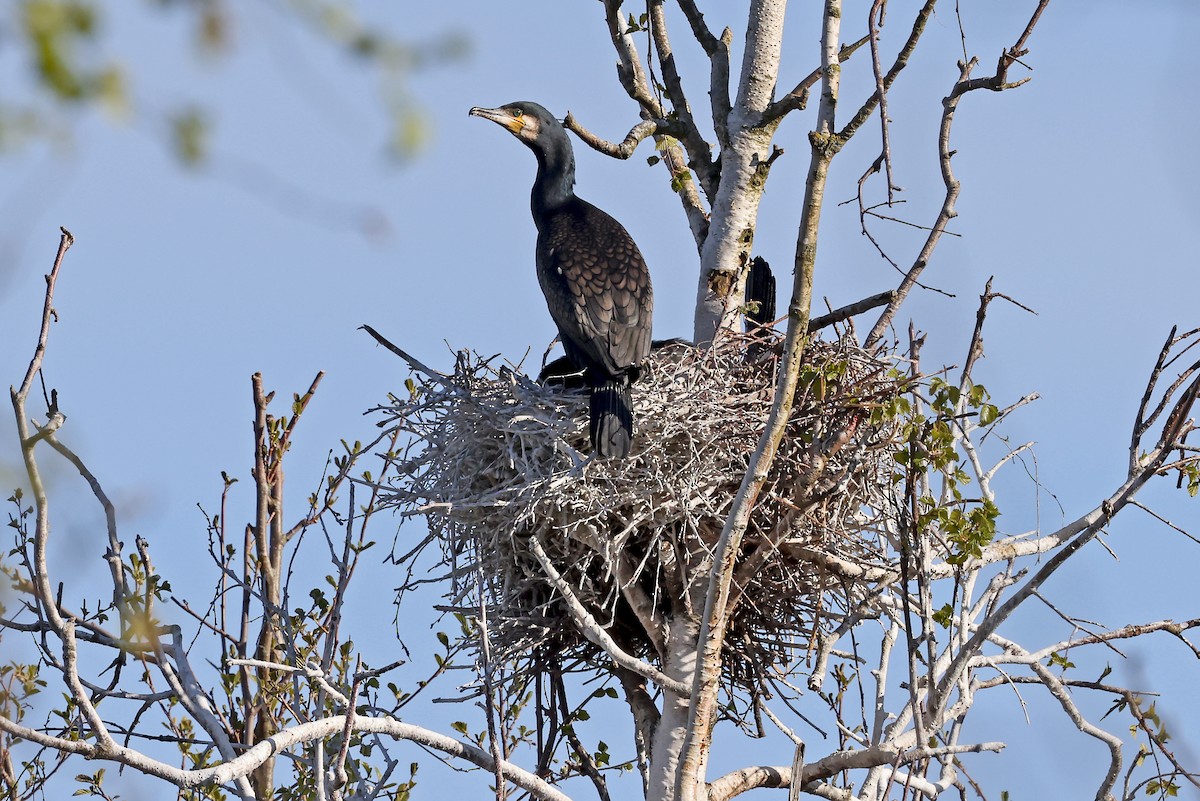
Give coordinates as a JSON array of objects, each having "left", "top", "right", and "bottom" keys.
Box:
[
  {"left": 678, "top": 4, "right": 842, "bottom": 797},
  {"left": 707, "top": 741, "right": 1005, "bottom": 801},
  {"left": 0, "top": 712, "right": 576, "bottom": 801},
  {"left": 647, "top": 0, "right": 718, "bottom": 198},
  {"left": 674, "top": 0, "right": 733, "bottom": 148},
  {"left": 563, "top": 115, "right": 663, "bottom": 159},
  {"left": 761, "top": 36, "right": 870, "bottom": 125},
  {"left": 866, "top": 0, "right": 1051, "bottom": 346},
  {"left": 528, "top": 536, "right": 690, "bottom": 697}
]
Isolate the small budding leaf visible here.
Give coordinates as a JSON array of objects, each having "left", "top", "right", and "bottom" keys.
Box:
[
  {"left": 170, "top": 107, "right": 209, "bottom": 166},
  {"left": 1047, "top": 652, "right": 1075, "bottom": 670}
]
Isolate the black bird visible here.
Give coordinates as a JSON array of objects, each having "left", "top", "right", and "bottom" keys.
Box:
[
  {"left": 470, "top": 101, "right": 654, "bottom": 459},
  {"left": 744, "top": 256, "right": 777, "bottom": 360}
]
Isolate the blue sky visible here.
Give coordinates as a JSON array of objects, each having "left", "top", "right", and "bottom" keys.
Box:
[{"left": 2, "top": 2, "right": 1199, "bottom": 798}]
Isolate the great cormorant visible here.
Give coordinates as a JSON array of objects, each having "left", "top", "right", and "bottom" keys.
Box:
[{"left": 470, "top": 101, "right": 654, "bottom": 459}]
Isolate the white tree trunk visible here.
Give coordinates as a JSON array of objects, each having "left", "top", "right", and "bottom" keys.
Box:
[
  {"left": 691, "top": 123, "right": 778, "bottom": 344},
  {"left": 645, "top": 618, "right": 700, "bottom": 801},
  {"left": 692, "top": 0, "right": 787, "bottom": 344}
]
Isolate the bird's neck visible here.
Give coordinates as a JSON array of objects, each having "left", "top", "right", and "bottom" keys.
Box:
[{"left": 531, "top": 145, "right": 576, "bottom": 217}]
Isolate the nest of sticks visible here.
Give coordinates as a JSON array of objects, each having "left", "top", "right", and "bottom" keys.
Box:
[{"left": 376, "top": 332, "right": 905, "bottom": 698}]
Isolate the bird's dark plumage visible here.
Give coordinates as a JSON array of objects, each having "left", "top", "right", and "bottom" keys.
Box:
[
  {"left": 471, "top": 101, "right": 654, "bottom": 458},
  {"left": 745, "top": 256, "right": 777, "bottom": 361},
  {"left": 745, "top": 256, "right": 777, "bottom": 331}
]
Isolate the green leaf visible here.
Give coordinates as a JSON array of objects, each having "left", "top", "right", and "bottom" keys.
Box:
[
  {"left": 669, "top": 169, "right": 693, "bottom": 193},
  {"left": 1047, "top": 652, "right": 1075, "bottom": 670},
  {"left": 968, "top": 383, "right": 989, "bottom": 406},
  {"left": 979, "top": 403, "right": 999, "bottom": 426}
]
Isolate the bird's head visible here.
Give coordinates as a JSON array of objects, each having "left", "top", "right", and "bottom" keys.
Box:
[{"left": 469, "top": 101, "right": 564, "bottom": 149}]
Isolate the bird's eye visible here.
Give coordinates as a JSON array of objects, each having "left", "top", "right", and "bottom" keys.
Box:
[{"left": 511, "top": 108, "right": 524, "bottom": 118}]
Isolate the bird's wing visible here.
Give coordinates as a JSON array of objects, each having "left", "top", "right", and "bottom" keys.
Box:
[{"left": 536, "top": 200, "right": 653, "bottom": 378}]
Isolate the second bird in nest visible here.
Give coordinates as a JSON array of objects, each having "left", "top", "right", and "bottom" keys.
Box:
[{"left": 470, "top": 101, "right": 654, "bottom": 459}]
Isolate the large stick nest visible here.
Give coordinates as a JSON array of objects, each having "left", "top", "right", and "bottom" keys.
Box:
[{"left": 375, "top": 333, "right": 904, "bottom": 697}]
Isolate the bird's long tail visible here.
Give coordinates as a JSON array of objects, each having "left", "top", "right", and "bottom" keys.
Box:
[{"left": 589, "top": 378, "right": 634, "bottom": 459}]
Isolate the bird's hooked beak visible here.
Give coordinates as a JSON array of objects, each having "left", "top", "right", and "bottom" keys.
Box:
[{"left": 469, "top": 105, "right": 525, "bottom": 136}]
